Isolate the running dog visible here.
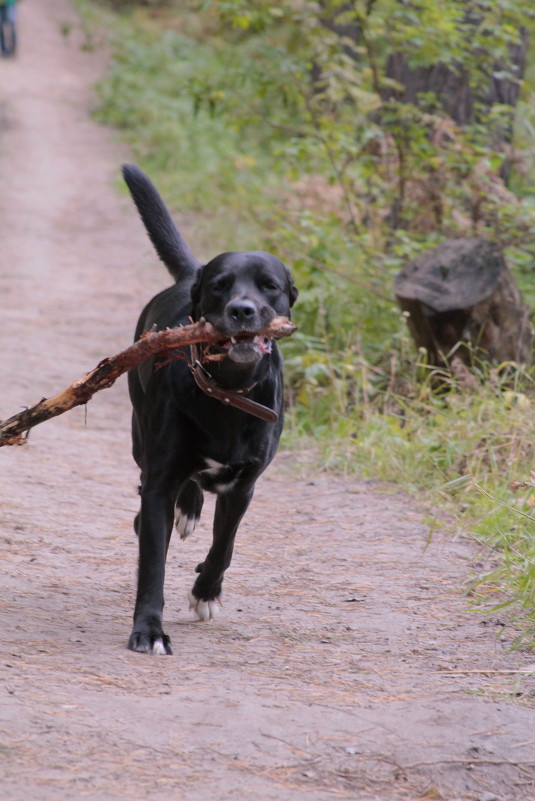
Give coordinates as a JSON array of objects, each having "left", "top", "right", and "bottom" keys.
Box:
[{"left": 123, "top": 165, "right": 298, "bottom": 655}]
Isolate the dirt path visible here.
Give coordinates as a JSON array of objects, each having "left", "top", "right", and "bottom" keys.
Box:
[{"left": 1, "top": 2, "right": 534, "bottom": 800}]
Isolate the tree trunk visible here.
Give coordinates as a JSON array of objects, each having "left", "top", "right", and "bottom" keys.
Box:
[
  {"left": 394, "top": 238, "right": 532, "bottom": 369},
  {"left": 384, "top": 28, "right": 528, "bottom": 183}
]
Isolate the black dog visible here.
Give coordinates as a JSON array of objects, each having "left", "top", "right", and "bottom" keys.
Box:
[{"left": 122, "top": 165, "right": 298, "bottom": 655}]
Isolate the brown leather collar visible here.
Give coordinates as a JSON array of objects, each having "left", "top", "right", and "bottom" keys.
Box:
[{"left": 188, "top": 345, "right": 278, "bottom": 423}]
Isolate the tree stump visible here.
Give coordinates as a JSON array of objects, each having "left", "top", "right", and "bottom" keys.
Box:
[{"left": 394, "top": 238, "right": 532, "bottom": 368}]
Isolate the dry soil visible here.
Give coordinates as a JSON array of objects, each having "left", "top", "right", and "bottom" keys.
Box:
[{"left": 1, "top": 2, "right": 535, "bottom": 800}]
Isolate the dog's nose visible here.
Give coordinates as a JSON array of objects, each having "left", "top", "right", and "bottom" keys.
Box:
[{"left": 227, "top": 299, "right": 257, "bottom": 324}]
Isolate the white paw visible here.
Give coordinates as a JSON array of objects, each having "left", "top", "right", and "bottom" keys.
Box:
[
  {"left": 188, "top": 591, "right": 221, "bottom": 621},
  {"left": 175, "top": 508, "right": 199, "bottom": 540},
  {"left": 151, "top": 638, "right": 168, "bottom": 656}
]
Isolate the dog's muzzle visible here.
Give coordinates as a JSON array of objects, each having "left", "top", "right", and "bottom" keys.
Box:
[{"left": 222, "top": 334, "right": 272, "bottom": 364}]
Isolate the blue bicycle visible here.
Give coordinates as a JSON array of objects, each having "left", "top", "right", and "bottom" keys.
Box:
[{"left": 0, "top": 2, "right": 17, "bottom": 57}]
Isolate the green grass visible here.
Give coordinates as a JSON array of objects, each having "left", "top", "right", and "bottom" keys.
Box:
[{"left": 77, "top": 0, "right": 535, "bottom": 646}]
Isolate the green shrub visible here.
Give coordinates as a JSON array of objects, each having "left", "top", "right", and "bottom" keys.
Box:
[{"left": 85, "top": 0, "right": 535, "bottom": 643}]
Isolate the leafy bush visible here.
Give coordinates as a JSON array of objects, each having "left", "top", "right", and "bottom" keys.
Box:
[{"left": 86, "top": 0, "right": 535, "bottom": 641}]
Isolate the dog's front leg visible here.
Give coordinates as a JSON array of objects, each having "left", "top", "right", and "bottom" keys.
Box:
[
  {"left": 189, "top": 484, "right": 254, "bottom": 621},
  {"left": 128, "top": 487, "right": 174, "bottom": 655}
]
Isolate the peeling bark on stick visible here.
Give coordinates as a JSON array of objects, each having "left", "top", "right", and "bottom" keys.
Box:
[{"left": 0, "top": 317, "right": 296, "bottom": 447}]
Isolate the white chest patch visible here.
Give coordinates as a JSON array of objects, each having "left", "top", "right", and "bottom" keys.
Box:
[
  {"left": 202, "top": 458, "right": 225, "bottom": 476},
  {"left": 199, "top": 458, "right": 235, "bottom": 493}
]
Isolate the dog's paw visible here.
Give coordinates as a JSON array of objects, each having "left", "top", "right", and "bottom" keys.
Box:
[
  {"left": 188, "top": 591, "right": 221, "bottom": 621},
  {"left": 128, "top": 630, "right": 173, "bottom": 656},
  {"left": 175, "top": 506, "right": 199, "bottom": 540}
]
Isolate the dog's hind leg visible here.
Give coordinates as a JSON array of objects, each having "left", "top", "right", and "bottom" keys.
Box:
[
  {"left": 175, "top": 480, "right": 204, "bottom": 540},
  {"left": 189, "top": 483, "right": 254, "bottom": 621}
]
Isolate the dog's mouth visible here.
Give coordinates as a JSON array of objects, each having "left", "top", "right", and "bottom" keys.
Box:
[
  {"left": 204, "top": 332, "right": 273, "bottom": 364},
  {"left": 223, "top": 333, "right": 272, "bottom": 355}
]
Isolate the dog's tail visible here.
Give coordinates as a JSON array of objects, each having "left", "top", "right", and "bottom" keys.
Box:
[{"left": 122, "top": 164, "right": 200, "bottom": 280}]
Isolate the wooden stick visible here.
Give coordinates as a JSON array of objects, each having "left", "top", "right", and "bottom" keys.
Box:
[{"left": 0, "top": 317, "right": 296, "bottom": 447}]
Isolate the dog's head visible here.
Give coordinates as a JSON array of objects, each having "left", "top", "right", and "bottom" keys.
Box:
[{"left": 191, "top": 251, "right": 298, "bottom": 365}]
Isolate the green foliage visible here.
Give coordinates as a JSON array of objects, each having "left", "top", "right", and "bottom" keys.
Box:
[
  {"left": 87, "top": 0, "right": 535, "bottom": 642},
  {"left": 193, "top": 0, "right": 534, "bottom": 233}
]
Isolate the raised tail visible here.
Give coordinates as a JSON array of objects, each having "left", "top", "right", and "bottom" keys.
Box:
[{"left": 122, "top": 164, "right": 200, "bottom": 280}]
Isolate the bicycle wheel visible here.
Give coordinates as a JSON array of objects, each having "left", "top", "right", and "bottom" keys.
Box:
[{"left": 1, "top": 21, "right": 16, "bottom": 57}]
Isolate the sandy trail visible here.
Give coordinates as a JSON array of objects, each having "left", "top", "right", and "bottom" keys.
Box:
[{"left": 0, "top": 2, "right": 534, "bottom": 800}]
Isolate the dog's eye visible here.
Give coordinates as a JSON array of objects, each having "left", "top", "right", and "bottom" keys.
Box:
[
  {"left": 261, "top": 278, "right": 281, "bottom": 292},
  {"left": 211, "top": 276, "right": 233, "bottom": 293}
]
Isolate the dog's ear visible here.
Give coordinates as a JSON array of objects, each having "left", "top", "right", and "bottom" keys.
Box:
[
  {"left": 287, "top": 270, "right": 298, "bottom": 308},
  {"left": 190, "top": 268, "right": 204, "bottom": 311},
  {"left": 289, "top": 283, "right": 298, "bottom": 307}
]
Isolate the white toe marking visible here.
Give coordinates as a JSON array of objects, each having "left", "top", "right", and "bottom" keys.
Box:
[
  {"left": 175, "top": 507, "right": 198, "bottom": 540},
  {"left": 188, "top": 591, "right": 221, "bottom": 621},
  {"left": 151, "top": 639, "right": 167, "bottom": 656}
]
